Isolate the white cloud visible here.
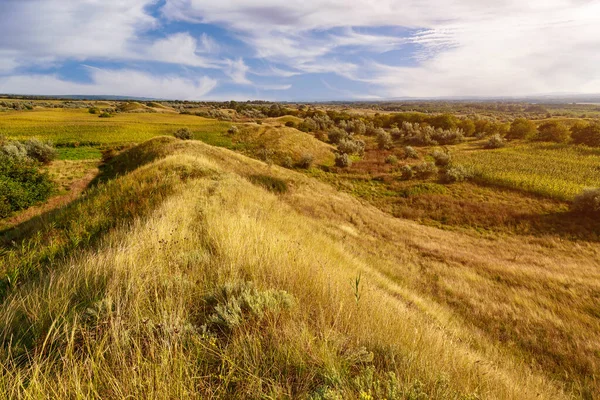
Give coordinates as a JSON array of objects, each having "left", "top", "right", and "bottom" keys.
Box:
[
  {"left": 0, "top": 69, "right": 217, "bottom": 100},
  {"left": 224, "top": 59, "right": 251, "bottom": 84},
  {"left": 163, "top": 0, "right": 600, "bottom": 97},
  {"left": 144, "top": 33, "right": 217, "bottom": 67}
]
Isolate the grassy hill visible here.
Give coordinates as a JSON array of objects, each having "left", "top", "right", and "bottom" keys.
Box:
[{"left": 0, "top": 137, "right": 597, "bottom": 399}]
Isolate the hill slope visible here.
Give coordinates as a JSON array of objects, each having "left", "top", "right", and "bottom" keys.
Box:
[{"left": 0, "top": 137, "right": 597, "bottom": 399}]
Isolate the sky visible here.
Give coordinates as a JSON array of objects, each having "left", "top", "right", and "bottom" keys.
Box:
[{"left": 0, "top": 0, "right": 600, "bottom": 101}]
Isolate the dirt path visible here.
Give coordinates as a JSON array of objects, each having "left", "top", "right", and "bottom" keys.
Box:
[{"left": 0, "top": 166, "right": 99, "bottom": 231}]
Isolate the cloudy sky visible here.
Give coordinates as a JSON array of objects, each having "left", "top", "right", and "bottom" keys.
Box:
[{"left": 0, "top": 0, "right": 599, "bottom": 100}]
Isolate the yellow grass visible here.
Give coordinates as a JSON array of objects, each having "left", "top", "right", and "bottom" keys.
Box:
[{"left": 1, "top": 137, "right": 598, "bottom": 398}]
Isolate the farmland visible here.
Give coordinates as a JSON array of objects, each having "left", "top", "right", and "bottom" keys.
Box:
[
  {"left": 1, "top": 99, "right": 599, "bottom": 399},
  {"left": 459, "top": 142, "right": 600, "bottom": 200}
]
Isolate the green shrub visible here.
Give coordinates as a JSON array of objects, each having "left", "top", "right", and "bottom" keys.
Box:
[
  {"left": 431, "top": 150, "right": 451, "bottom": 166},
  {"left": 88, "top": 107, "right": 100, "bottom": 114},
  {"left": 572, "top": 188, "right": 600, "bottom": 215},
  {"left": 0, "top": 155, "right": 54, "bottom": 218},
  {"left": 98, "top": 112, "right": 112, "bottom": 118},
  {"left": 571, "top": 122, "right": 600, "bottom": 147},
  {"left": 328, "top": 127, "right": 348, "bottom": 144},
  {"left": 385, "top": 155, "right": 398, "bottom": 165},
  {"left": 297, "top": 153, "right": 314, "bottom": 169},
  {"left": 201, "top": 282, "right": 294, "bottom": 333},
  {"left": 281, "top": 156, "right": 294, "bottom": 169},
  {"left": 400, "top": 165, "right": 414, "bottom": 180},
  {"left": 335, "top": 153, "right": 352, "bottom": 168},
  {"left": 508, "top": 118, "right": 537, "bottom": 139},
  {"left": 376, "top": 129, "right": 393, "bottom": 150},
  {"left": 23, "top": 139, "right": 57, "bottom": 164},
  {"left": 403, "top": 146, "right": 419, "bottom": 159},
  {"left": 484, "top": 134, "right": 505, "bottom": 149},
  {"left": 537, "top": 121, "right": 570, "bottom": 143},
  {"left": 174, "top": 127, "right": 193, "bottom": 140},
  {"left": 227, "top": 125, "right": 239, "bottom": 135},
  {"left": 285, "top": 121, "right": 296, "bottom": 128},
  {"left": 413, "top": 162, "right": 438, "bottom": 179},
  {"left": 443, "top": 164, "right": 473, "bottom": 183},
  {"left": 338, "top": 138, "right": 365, "bottom": 156},
  {"left": 249, "top": 175, "right": 288, "bottom": 194}
]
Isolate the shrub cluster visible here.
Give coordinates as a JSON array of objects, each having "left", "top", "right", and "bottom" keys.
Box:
[
  {"left": 442, "top": 164, "right": 473, "bottom": 183},
  {"left": 335, "top": 152, "right": 352, "bottom": 168},
  {"left": 431, "top": 150, "right": 451, "bottom": 166},
  {"left": 174, "top": 127, "right": 193, "bottom": 140},
  {"left": 572, "top": 188, "right": 600, "bottom": 216},
  {"left": 484, "top": 134, "right": 505, "bottom": 149},
  {"left": 0, "top": 139, "right": 56, "bottom": 218}
]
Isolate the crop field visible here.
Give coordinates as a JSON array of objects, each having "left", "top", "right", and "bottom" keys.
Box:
[
  {"left": 0, "top": 108, "right": 233, "bottom": 146},
  {"left": 458, "top": 143, "right": 600, "bottom": 200}
]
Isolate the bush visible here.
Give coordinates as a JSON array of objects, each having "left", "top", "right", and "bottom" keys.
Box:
[
  {"left": 227, "top": 125, "right": 239, "bottom": 135},
  {"left": 284, "top": 121, "right": 296, "bottom": 128},
  {"left": 334, "top": 153, "right": 352, "bottom": 168},
  {"left": 403, "top": 146, "right": 419, "bottom": 160},
  {"left": 508, "top": 118, "right": 537, "bottom": 140},
  {"left": 537, "top": 121, "right": 570, "bottom": 143},
  {"left": 0, "top": 154, "right": 54, "bottom": 218},
  {"left": 202, "top": 282, "right": 294, "bottom": 333},
  {"left": 337, "top": 138, "right": 365, "bottom": 156},
  {"left": 571, "top": 122, "right": 600, "bottom": 147},
  {"left": 431, "top": 150, "right": 451, "bottom": 167},
  {"left": 400, "top": 165, "right": 414, "bottom": 180},
  {"left": 376, "top": 129, "right": 393, "bottom": 150},
  {"left": 328, "top": 127, "right": 348, "bottom": 144},
  {"left": 297, "top": 153, "right": 314, "bottom": 169},
  {"left": 572, "top": 188, "right": 600, "bottom": 215},
  {"left": 98, "top": 112, "right": 112, "bottom": 118},
  {"left": 88, "top": 107, "right": 99, "bottom": 114},
  {"left": 24, "top": 139, "right": 57, "bottom": 164},
  {"left": 385, "top": 155, "right": 398, "bottom": 165},
  {"left": 281, "top": 156, "right": 294, "bottom": 169},
  {"left": 173, "top": 127, "right": 193, "bottom": 140},
  {"left": 413, "top": 162, "right": 438, "bottom": 179},
  {"left": 484, "top": 134, "right": 505, "bottom": 149},
  {"left": 442, "top": 164, "right": 472, "bottom": 183}
]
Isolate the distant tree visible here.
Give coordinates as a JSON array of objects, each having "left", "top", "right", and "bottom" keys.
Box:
[
  {"left": 537, "top": 121, "right": 571, "bottom": 143},
  {"left": 571, "top": 121, "right": 600, "bottom": 147},
  {"left": 508, "top": 118, "right": 537, "bottom": 140},
  {"left": 458, "top": 119, "right": 476, "bottom": 137}
]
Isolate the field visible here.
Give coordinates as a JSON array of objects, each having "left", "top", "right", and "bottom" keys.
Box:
[
  {"left": 1, "top": 100, "right": 599, "bottom": 399},
  {"left": 0, "top": 108, "right": 233, "bottom": 146},
  {"left": 458, "top": 142, "right": 600, "bottom": 200}
]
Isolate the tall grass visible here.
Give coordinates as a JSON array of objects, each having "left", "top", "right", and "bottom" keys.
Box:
[{"left": 0, "top": 138, "right": 597, "bottom": 398}]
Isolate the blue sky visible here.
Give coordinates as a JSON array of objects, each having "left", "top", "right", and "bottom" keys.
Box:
[{"left": 1, "top": 0, "right": 600, "bottom": 101}]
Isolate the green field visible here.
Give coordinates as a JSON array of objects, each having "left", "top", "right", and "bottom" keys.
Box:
[
  {"left": 458, "top": 143, "right": 600, "bottom": 200},
  {"left": 0, "top": 108, "right": 232, "bottom": 146}
]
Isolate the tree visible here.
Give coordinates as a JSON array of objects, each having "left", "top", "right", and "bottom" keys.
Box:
[
  {"left": 537, "top": 121, "right": 570, "bottom": 143},
  {"left": 508, "top": 118, "right": 537, "bottom": 140},
  {"left": 571, "top": 122, "right": 600, "bottom": 147}
]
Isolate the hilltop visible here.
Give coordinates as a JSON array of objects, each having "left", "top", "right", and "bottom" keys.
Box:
[{"left": 0, "top": 136, "right": 598, "bottom": 399}]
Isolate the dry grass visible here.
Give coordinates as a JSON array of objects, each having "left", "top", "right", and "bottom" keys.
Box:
[{"left": 1, "top": 137, "right": 597, "bottom": 398}]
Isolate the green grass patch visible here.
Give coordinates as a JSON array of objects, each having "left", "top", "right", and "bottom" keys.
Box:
[{"left": 57, "top": 147, "right": 102, "bottom": 160}]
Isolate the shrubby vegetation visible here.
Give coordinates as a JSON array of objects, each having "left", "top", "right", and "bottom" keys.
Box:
[
  {"left": 0, "top": 137, "right": 56, "bottom": 218},
  {"left": 484, "top": 134, "right": 505, "bottom": 149},
  {"left": 572, "top": 188, "right": 600, "bottom": 216},
  {"left": 174, "top": 127, "right": 193, "bottom": 140}
]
